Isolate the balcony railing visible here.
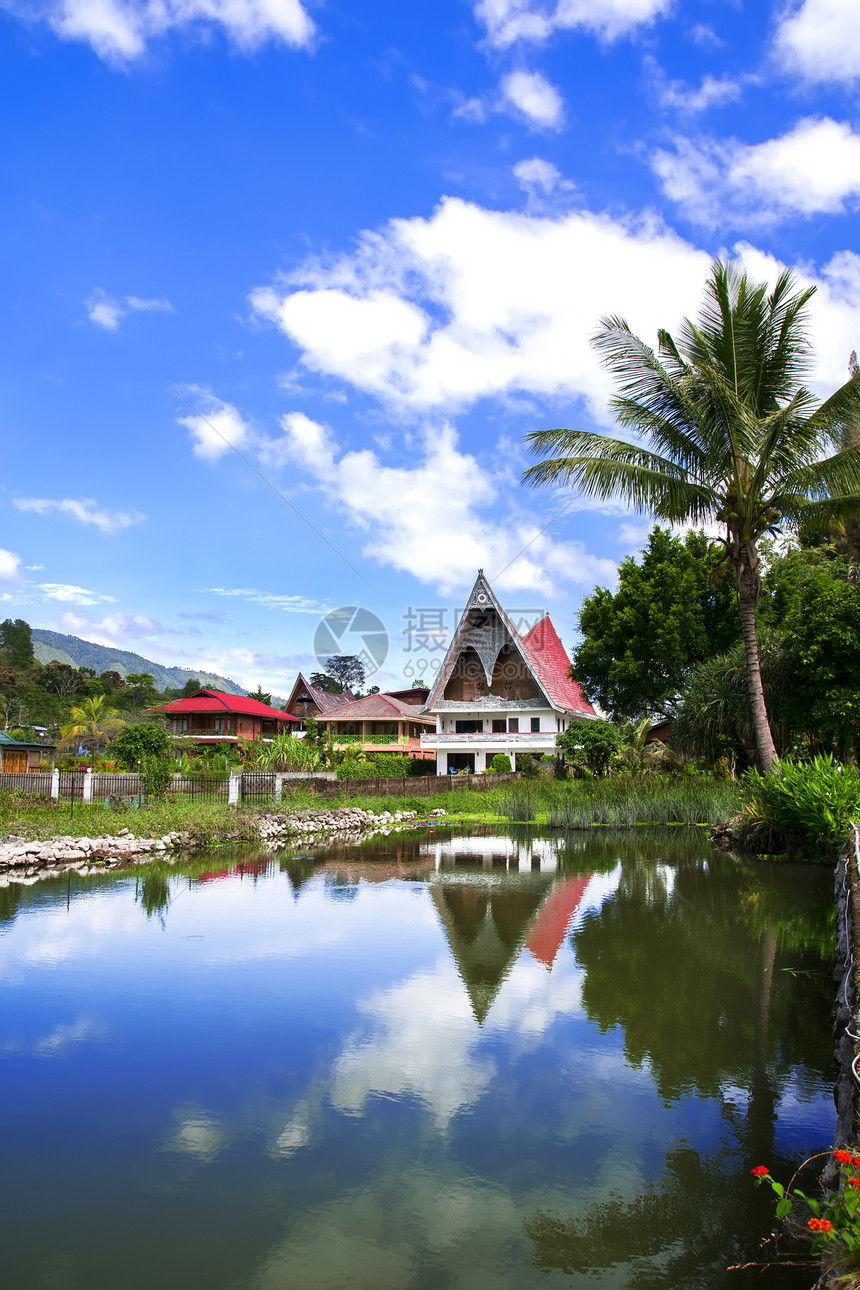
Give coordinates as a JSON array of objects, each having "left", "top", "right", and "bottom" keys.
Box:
[{"left": 421, "top": 731, "right": 553, "bottom": 744}]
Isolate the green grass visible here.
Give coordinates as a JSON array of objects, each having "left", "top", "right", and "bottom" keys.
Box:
[{"left": 0, "top": 774, "right": 741, "bottom": 845}]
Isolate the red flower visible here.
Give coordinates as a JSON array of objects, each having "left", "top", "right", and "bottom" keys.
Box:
[
  {"left": 750, "top": 1165, "right": 769, "bottom": 1178},
  {"left": 853, "top": 1156, "right": 860, "bottom": 1167},
  {"left": 808, "top": 1218, "right": 834, "bottom": 1232},
  {"left": 834, "top": 1150, "right": 852, "bottom": 1164},
  {"left": 848, "top": 1178, "right": 860, "bottom": 1189}
]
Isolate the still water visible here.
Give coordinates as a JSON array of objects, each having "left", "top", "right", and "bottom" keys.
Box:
[{"left": 0, "top": 828, "right": 837, "bottom": 1289}]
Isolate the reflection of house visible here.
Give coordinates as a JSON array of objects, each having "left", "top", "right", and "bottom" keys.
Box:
[
  {"left": 283, "top": 673, "right": 355, "bottom": 725},
  {"left": 429, "top": 867, "right": 592, "bottom": 1022},
  {"left": 421, "top": 570, "right": 599, "bottom": 774},
  {"left": 318, "top": 692, "right": 436, "bottom": 759},
  {"left": 0, "top": 730, "right": 57, "bottom": 773},
  {"left": 155, "top": 689, "right": 299, "bottom": 747}
]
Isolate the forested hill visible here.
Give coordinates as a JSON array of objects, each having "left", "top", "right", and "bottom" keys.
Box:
[{"left": 30, "top": 629, "right": 245, "bottom": 696}]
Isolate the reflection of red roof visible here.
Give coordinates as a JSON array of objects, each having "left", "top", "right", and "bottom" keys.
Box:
[
  {"left": 519, "top": 617, "right": 596, "bottom": 716},
  {"left": 156, "top": 689, "right": 299, "bottom": 721},
  {"left": 194, "top": 860, "right": 271, "bottom": 884},
  {"left": 525, "top": 874, "right": 591, "bottom": 969}
]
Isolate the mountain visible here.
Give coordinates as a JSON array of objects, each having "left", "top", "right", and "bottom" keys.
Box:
[{"left": 30, "top": 629, "right": 246, "bottom": 696}]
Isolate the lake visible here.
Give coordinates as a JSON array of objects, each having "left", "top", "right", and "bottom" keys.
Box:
[{"left": 0, "top": 826, "right": 837, "bottom": 1289}]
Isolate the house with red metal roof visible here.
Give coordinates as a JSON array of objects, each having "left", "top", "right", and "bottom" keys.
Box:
[
  {"left": 420, "top": 570, "right": 599, "bottom": 774},
  {"left": 156, "top": 689, "right": 299, "bottom": 748}
]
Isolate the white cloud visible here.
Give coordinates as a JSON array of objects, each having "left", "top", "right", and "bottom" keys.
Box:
[
  {"left": 0, "top": 549, "right": 22, "bottom": 581},
  {"left": 13, "top": 496, "right": 145, "bottom": 534},
  {"left": 262, "top": 413, "right": 617, "bottom": 595},
  {"left": 20, "top": 0, "right": 314, "bottom": 64},
  {"left": 85, "top": 288, "right": 174, "bottom": 329},
  {"left": 475, "top": 0, "right": 673, "bottom": 48},
  {"left": 251, "top": 195, "right": 712, "bottom": 417},
  {"left": 38, "top": 584, "right": 117, "bottom": 606},
  {"left": 176, "top": 386, "right": 253, "bottom": 462},
  {"left": 774, "top": 0, "right": 860, "bottom": 86},
  {"left": 653, "top": 117, "right": 860, "bottom": 227},
  {"left": 500, "top": 69, "right": 565, "bottom": 130},
  {"left": 55, "top": 611, "right": 163, "bottom": 644},
  {"left": 513, "top": 157, "right": 566, "bottom": 195},
  {"left": 646, "top": 57, "right": 743, "bottom": 113},
  {"left": 204, "top": 587, "right": 330, "bottom": 614}
]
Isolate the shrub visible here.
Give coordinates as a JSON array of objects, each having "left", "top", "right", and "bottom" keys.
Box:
[
  {"left": 518, "top": 753, "right": 539, "bottom": 779},
  {"left": 490, "top": 753, "right": 512, "bottom": 773},
  {"left": 742, "top": 754, "right": 860, "bottom": 856},
  {"left": 109, "top": 720, "right": 172, "bottom": 769},
  {"left": 557, "top": 721, "right": 621, "bottom": 776},
  {"left": 140, "top": 756, "right": 174, "bottom": 800}
]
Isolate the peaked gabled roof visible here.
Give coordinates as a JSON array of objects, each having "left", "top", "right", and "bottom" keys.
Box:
[
  {"left": 520, "top": 616, "right": 594, "bottom": 714},
  {"left": 156, "top": 689, "right": 299, "bottom": 721},
  {"left": 324, "top": 692, "right": 435, "bottom": 723},
  {"left": 423, "top": 570, "right": 596, "bottom": 717},
  {"left": 284, "top": 673, "right": 356, "bottom": 715}
]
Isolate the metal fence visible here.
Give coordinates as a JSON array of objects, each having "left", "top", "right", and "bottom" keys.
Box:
[
  {"left": 0, "top": 771, "right": 53, "bottom": 796},
  {"left": 240, "top": 772, "right": 278, "bottom": 803}
]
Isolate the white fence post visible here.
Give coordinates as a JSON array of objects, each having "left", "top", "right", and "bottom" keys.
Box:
[
  {"left": 82, "top": 769, "right": 93, "bottom": 804},
  {"left": 51, "top": 768, "right": 60, "bottom": 800},
  {"left": 275, "top": 773, "right": 283, "bottom": 802},
  {"left": 228, "top": 772, "right": 240, "bottom": 807}
]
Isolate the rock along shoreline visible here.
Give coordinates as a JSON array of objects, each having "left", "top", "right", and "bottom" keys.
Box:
[{"left": 0, "top": 806, "right": 449, "bottom": 884}]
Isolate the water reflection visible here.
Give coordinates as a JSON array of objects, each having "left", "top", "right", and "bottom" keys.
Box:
[{"left": 0, "top": 827, "right": 838, "bottom": 1289}]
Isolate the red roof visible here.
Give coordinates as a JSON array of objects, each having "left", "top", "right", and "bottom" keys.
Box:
[
  {"left": 519, "top": 617, "right": 596, "bottom": 715},
  {"left": 157, "top": 689, "right": 299, "bottom": 721}
]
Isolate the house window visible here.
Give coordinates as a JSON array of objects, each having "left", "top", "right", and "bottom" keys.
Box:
[
  {"left": 492, "top": 719, "right": 506, "bottom": 733},
  {"left": 531, "top": 717, "right": 540, "bottom": 732},
  {"left": 172, "top": 717, "right": 188, "bottom": 735},
  {"left": 455, "top": 720, "right": 483, "bottom": 733},
  {"left": 508, "top": 718, "right": 519, "bottom": 733}
]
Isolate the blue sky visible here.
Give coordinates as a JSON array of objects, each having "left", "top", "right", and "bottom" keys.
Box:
[{"left": 2, "top": 0, "right": 859, "bottom": 695}]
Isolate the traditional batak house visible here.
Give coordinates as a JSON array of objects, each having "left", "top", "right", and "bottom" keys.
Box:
[
  {"left": 156, "top": 689, "right": 299, "bottom": 749},
  {"left": 283, "top": 673, "right": 356, "bottom": 727},
  {"left": 420, "top": 570, "right": 599, "bottom": 774}
]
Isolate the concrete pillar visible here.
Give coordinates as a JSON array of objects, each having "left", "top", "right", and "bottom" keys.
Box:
[
  {"left": 228, "top": 772, "right": 241, "bottom": 806},
  {"left": 275, "top": 773, "right": 283, "bottom": 802},
  {"left": 82, "top": 769, "right": 93, "bottom": 804},
  {"left": 50, "top": 768, "right": 60, "bottom": 800}
]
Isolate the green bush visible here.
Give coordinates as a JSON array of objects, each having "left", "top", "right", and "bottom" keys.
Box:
[
  {"left": 742, "top": 754, "right": 860, "bottom": 856},
  {"left": 489, "top": 753, "right": 512, "bottom": 772},
  {"left": 109, "top": 720, "right": 172, "bottom": 769},
  {"left": 140, "top": 756, "right": 174, "bottom": 800},
  {"left": 517, "top": 753, "right": 539, "bottom": 779}
]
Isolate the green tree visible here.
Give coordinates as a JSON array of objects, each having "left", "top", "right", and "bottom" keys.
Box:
[
  {"left": 525, "top": 260, "right": 860, "bottom": 774},
  {"left": 124, "top": 673, "right": 160, "bottom": 708},
  {"left": 60, "top": 694, "right": 122, "bottom": 755},
  {"left": 574, "top": 527, "right": 739, "bottom": 719},
  {"left": 109, "top": 720, "right": 173, "bottom": 769},
  {"left": 0, "top": 619, "right": 34, "bottom": 671},
  {"left": 557, "top": 720, "right": 620, "bottom": 776},
  {"left": 311, "top": 655, "right": 366, "bottom": 694},
  {"left": 246, "top": 685, "right": 273, "bottom": 706}
]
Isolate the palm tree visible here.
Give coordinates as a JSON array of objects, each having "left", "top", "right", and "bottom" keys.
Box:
[
  {"left": 61, "top": 693, "right": 122, "bottom": 758},
  {"left": 524, "top": 260, "right": 860, "bottom": 774}
]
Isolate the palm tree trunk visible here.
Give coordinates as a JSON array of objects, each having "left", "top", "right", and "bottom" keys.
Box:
[{"left": 737, "top": 568, "right": 778, "bottom": 776}]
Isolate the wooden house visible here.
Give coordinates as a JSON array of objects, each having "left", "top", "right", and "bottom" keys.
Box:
[
  {"left": 154, "top": 689, "right": 299, "bottom": 748},
  {"left": 316, "top": 691, "right": 436, "bottom": 759},
  {"left": 0, "top": 730, "right": 57, "bottom": 773}
]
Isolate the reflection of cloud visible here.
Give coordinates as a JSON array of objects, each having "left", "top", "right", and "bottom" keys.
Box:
[
  {"left": 249, "top": 1170, "right": 519, "bottom": 1290},
  {"left": 3, "top": 1015, "right": 107, "bottom": 1057},
  {"left": 272, "top": 1099, "right": 313, "bottom": 1159},
  {"left": 332, "top": 956, "right": 495, "bottom": 1130},
  {"left": 162, "top": 1111, "right": 226, "bottom": 1161}
]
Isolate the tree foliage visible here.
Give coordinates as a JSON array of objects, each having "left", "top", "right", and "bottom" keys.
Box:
[
  {"left": 310, "top": 655, "right": 366, "bottom": 694},
  {"left": 557, "top": 720, "right": 621, "bottom": 776},
  {"left": 574, "top": 527, "right": 739, "bottom": 720},
  {"left": 109, "top": 720, "right": 173, "bottom": 769}
]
